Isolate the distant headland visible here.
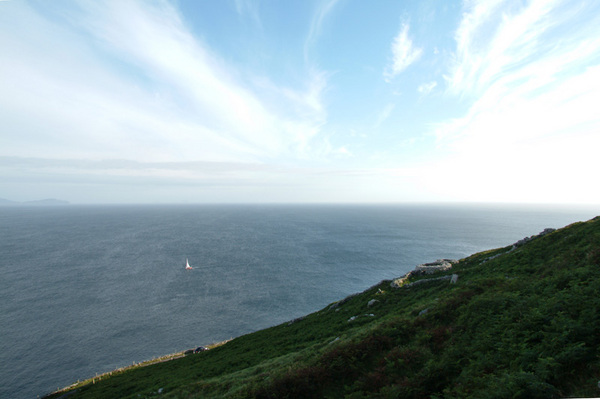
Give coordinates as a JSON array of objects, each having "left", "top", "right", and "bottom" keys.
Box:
[{"left": 0, "top": 198, "right": 70, "bottom": 206}]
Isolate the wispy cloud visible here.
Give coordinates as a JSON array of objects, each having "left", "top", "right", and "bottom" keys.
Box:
[
  {"left": 78, "top": 1, "right": 285, "bottom": 155},
  {"left": 373, "top": 103, "right": 395, "bottom": 128},
  {"left": 429, "top": 0, "right": 600, "bottom": 203},
  {"left": 234, "top": 0, "right": 262, "bottom": 28},
  {"left": 384, "top": 22, "right": 422, "bottom": 82},
  {"left": 2, "top": 0, "right": 598, "bottom": 204},
  {"left": 304, "top": 0, "right": 340, "bottom": 64},
  {"left": 300, "top": 0, "right": 339, "bottom": 118},
  {"left": 0, "top": 156, "right": 417, "bottom": 203},
  {"left": 0, "top": 156, "right": 274, "bottom": 183},
  {"left": 417, "top": 81, "right": 437, "bottom": 96},
  {"left": 448, "top": 0, "right": 568, "bottom": 95},
  {"left": 0, "top": 0, "right": 332, "bottom": 166},
  {"left": 440, "top": 0, "right": 600, "bottom": 142}
]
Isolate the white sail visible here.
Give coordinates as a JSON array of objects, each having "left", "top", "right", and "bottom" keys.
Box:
[{"left": 185, "top": 258, "right": 192, "bottom": 270}]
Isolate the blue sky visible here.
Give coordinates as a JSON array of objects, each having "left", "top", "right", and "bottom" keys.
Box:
[{"left": 1, "top": 0, "right": 600, "bottom": 204}]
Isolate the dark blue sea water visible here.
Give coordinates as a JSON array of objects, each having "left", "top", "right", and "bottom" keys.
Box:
[{"left": 0, "top": 204, "right": 597, "bottom": 398}]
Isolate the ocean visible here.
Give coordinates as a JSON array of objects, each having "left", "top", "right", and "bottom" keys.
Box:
[{"left": 0, "top": 204, "right": 597, "bottom": 398}]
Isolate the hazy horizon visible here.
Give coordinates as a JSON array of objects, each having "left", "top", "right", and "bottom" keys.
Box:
[
  {"left": 2, "top": 197, "right": 599, "bottom": 210},
  {"left": 2, "top": 1, "right": 600, "bottom": 205}
]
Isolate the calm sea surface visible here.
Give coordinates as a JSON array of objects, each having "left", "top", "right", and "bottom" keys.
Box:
[{"left": 0, "top": 204, "right": 597, "bottom": 398}]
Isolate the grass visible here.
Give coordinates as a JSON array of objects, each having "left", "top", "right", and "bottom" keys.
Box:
[{"left": 45, "top": 216, "right": 600, "bottom": 398}]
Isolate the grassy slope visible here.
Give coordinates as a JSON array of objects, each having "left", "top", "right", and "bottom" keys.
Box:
[{"left": 47, "top": 216, "right": 600, "bottom": 398}]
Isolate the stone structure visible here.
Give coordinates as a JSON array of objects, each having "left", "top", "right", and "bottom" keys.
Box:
[
  {"left": 367, "top": 299, "right": 379, "bottom": 307},
  {"left": 415, "top": 259, "right": 457, "bottom": 274},
  {"left": 513, "top": 228, "right": 555, "bottom": 248},
  {"left": 391, "top": 259, "right": 458, "bottom": 288}
]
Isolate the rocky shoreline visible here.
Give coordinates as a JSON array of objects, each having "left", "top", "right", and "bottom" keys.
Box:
[
  {"left": 390, "top": 227, "right": 557, "bottom": 289},
  {"left": 390, "top": 258, "right": 459, "bottom": 288}
]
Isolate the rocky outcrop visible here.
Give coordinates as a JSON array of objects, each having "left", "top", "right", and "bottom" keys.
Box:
[
  {"left": 287, "top": 316, "right": 306, "bottom": 325},
  {"left": 513, "top": 228, "right": 555, "bottom": 248},
  {"left": 367, "top": 299, "right": 379, "bottom": 307},
  {"left": 328, "top": 292, "right": 360, "bottom": 310},
  {"left": 480, "top": 227, "right": 556, "bottom": 264},
  {"left": 397, "top": 273, "right": 459, "bottom": 288},
  {"left": 391, "top": 259, "right": 458, "bottom": 288},
  {"left": 392, "top": 227, "right": 556, "bottom": 288},
  {"left": 415, "top": 259, "right": 457, "bottom": 274}
]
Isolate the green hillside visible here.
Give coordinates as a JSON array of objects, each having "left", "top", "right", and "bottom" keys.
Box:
[{"left": 47, "top": 216, "right": 600, "bottom": 398}]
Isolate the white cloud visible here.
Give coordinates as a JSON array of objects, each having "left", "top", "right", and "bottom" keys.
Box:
[
  {"left": 417, "top": 81, "right": 437, "bottom": 95},
  {"left": 299, "top": 0, "right": 338, "bottom": 121},
  {"left": 0, "top": 0, "right": 331, "bottom": 166},
  {"left": 78, "top": 1, "right": 284, "bottom": 155},
  {"left": 283, "top": 68, "right": 329, "bottom": 122},
  {"left": 304, "top": 0, "right": 340, "bottom": 64},
  {"left": 448, "top": 0, "right": 567, "bottom": 95},
  {"left": 373, "top": 103, "right": 395, "bottom": 128},
  {"left": 428, "top": 0, "right": 600, "bottom": 203},
  {"left": 234, "top": 0, "right": 262, "bottom": 27},
  {"left": 333, "top": 146, "right": 352, "bottom": 157},
  {"left": 384, "top": 22, "right": 422, "bottom": 82}
]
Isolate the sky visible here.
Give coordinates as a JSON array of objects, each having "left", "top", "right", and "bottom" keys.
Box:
[{"left": 1, "top": 0, "right": 600, "bottom": 204}]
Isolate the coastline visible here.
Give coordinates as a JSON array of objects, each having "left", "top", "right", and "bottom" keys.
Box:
[
  {"left": 48, "top": 230, "right": 550, "bottom": 397},
  {"left": 48, "top": 339, "right": 233, "bottom": 397},
  {"left": 41, "top": 217, "right": 600, "bottom": 398},
  {"left": 4, "top": 206, "right": 596, "bottom": 399}
]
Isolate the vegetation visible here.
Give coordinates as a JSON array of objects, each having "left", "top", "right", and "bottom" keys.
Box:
[{"left": 46, "top": 216, "right": 600, "bottom": 398}]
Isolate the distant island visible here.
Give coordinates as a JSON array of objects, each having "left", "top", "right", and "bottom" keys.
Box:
[{"left": 0, "top": 198, "right": 70, "bottom": 206}]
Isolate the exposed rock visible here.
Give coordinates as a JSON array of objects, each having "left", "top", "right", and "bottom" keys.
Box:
[
  {"left": 391, "top": 259, "right": 458, "bottom": 288},
  {"left": 480, "top": 249, "right": 513, "bottom": 264},
  {"left": 329, "top": 292, "right": 360, "bottom": 310},
  {"left": 394, "top": 228, "right": 557, "bottom": 288},
  {"left": 402, "top": 275, "right": 453, "bottom": 287},
  {"left": 348, "top": 314, "right": 375, "bottom": 322},
  {"left": 481, "top": 228, "right": 557, "bottom": 265},
  {"left": 415, "top": 259, "right": 457, "bottom": 274},
  {"left": 390, "top": 275, "right": 410, "bottom": 288},
  {"left": 419, "top": 308, "right": 429, "bottom": 316},
  {"left": 367, "top": 299, "right": 379, "bottom": 307},
  {"left": 392, "top": 273, "right": 457, "bottom": 288},
  {"left": 513, "top": 228, "right": 556, "bottom": 248},
  {"left": 287, "top": 316, "right": 306, "bottom": 325}
]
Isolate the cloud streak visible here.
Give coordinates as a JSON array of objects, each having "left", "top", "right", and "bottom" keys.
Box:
[
  {"left": 304, "top": 0, "right": 340, "bottom": 64},
  {"left": 0, "top": 0, "right": 330, "bottom": 165},
  {"left": 373, "top": 103, "right": 395, "bottom": 128},
  {"left": 446, "top": 0, "right": 594, "bottom": 96},
  {"left": 417, "top": 81, "right": 437, "bottom": 96},
  {"left": 384, "top": 22, "right": 422, "bottom": 82},
  {"left": 1, "top": 0, "right": 599, "bottom": 204},
  {"left": 0, "top": 155, "right": 416, "bottom": 203},
  {"left": 77, "top": 0, "right": 286, "bottom": 157},
  {"left": 428, "top": 0, "right": 600, "bottom": 203}
]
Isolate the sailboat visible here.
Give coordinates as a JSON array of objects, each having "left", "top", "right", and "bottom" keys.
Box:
[{"left": 185, "top": 258, "right": 193, "bottom": 270}]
